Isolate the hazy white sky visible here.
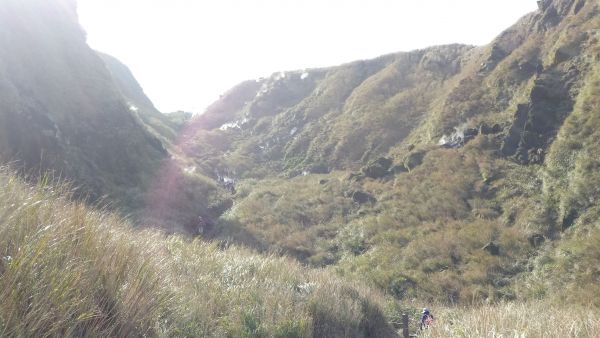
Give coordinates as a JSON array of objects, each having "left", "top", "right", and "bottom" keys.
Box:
[{"left": 77, "top": 0, "right": 538, "bottom": 113}]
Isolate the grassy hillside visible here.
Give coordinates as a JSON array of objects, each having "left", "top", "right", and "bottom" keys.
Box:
[
  {"left": 187, "top": 45, "right": 472, "bottom": 176},
  {"left": 421, "top": 302, "right": 599, "bottom": 337},
  {"left": 1, "top": 0, "right": 600, "bottom": 335},
  {"left": 0, "top": 168, "right": 400, "bottom": 337},
  {"left": 2, "top": 166, "right": 599, "bottom": 337},
  {"left": 2, "top": 168, "right": 598, "bottom": 337},
  {"left": 182, "top": 0, "right": 600, "bottom": 306}
]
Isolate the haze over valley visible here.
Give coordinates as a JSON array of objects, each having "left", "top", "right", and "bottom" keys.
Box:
[{"left": 0, "top": 0, "right": 599, "bottom": 336}]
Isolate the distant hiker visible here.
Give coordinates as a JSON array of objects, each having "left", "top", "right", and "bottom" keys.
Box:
[
  {"left": 420, "top": 308, "right": 435, "bottom": 330},
  {"left": 195, "top": 216, "right": 207, "bottom": 235}
]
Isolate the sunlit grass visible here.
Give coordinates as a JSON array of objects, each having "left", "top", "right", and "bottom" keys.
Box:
[
  {"left": 421, "top": 303, "right": 600, "bottom": 338},
  {"left": 0, "top": 168, "right": 397, "bottom": 337}
]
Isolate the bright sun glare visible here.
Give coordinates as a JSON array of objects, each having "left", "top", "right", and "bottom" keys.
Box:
[{"left": 77, "top": 0, "right": 538, "bottom": 114}]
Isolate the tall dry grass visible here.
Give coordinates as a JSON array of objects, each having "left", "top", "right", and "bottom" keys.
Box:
[
  {"left": 0, "top": 168, "right": 398, "bottom": 337},
  {"left": 3, "top": 167, "right": 599, "bottom": 337},
  {"left": 420, "top": 302, "right": 600, "bottom": 338}
]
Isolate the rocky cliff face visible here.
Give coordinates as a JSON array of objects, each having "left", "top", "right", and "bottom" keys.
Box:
[{"left": 0, "top": 0, "right": 166, "bottom": 209}]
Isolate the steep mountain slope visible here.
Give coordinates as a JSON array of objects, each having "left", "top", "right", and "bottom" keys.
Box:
[
  {"left": 0, "top": 0, "right": 166, "bottom": 209},
  {"left": 188, "top": 0, "right": 600, "bottom": 304},
  {"left": 99, "top": 52, "right": 189, "bottom": 142},
  {"left": 0, "top": 3, "right": 407, "bottom": 335},
  {"left": 190, "top": 45, "right": 472, "bottom": 176},
  {"left": 1, "top": 0, "right": 597, "bottom": 310}
]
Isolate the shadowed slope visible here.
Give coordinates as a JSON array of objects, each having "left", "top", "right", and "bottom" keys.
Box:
[{"left": 0, "top": 0, "right": 166, "bottom": 211}]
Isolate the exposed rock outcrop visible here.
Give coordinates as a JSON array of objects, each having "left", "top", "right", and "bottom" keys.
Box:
[
  {"left": 402, "top": 151, "right": 427, "bottom": 171},
  {"left": 362, "top": 157, "right": 393, "bottom": 179},
  {"left": 528, "top": 234, "right": 546, "bottom": 248},
  {"left": 480, "top": 123, "right": 504, "bottom": 135},
  {"left": 501, "top": 70, "right": 578, "bottom": 164},
  {"left": 483, "top": 242, "right": 501, "bottom": 256},
  {"left": 352, "top": 191, "right": 376, "bottom": 204}
]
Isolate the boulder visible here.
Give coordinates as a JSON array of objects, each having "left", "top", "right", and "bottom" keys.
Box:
[
  {"left": 517, "top": 59, "right": 543, "bottom": 75},
  {"left": 463, "top": 128, "right": 479, "bottom": 142},
  {"left": 480, "top": 123, "right": 503, "bottom": 135},
  {"left": 362, "top": 157, "right": 393, "bottom": 179},
  {"left": 482, "top": 242, "right": 500, "bottom": 256},
  {"left": 501, "top": 104, "right": 530, "bottom": 157},
  {"left": 480, "top": 45, "right": 508, "bottom": 72},
  {"left": 352, "top": 191, "right": 376, "bottom": 204},
  {"left": 528, "top": 234, "right": 546, "bottom": 248},
  {"left": 562, "top": 209, "right": 578, "bottom": 230},
  {"left": 439, "top": 133, "right": 463, "bottom": 148},
  {"left": 403, "top": 151, "right": 426, "bottom": 171},
  {"left": 389, "top": 165, "right": 409, "bottom": 175},
  {"left": 439, "top": 127, "right": 479, "bottom": 148}
]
